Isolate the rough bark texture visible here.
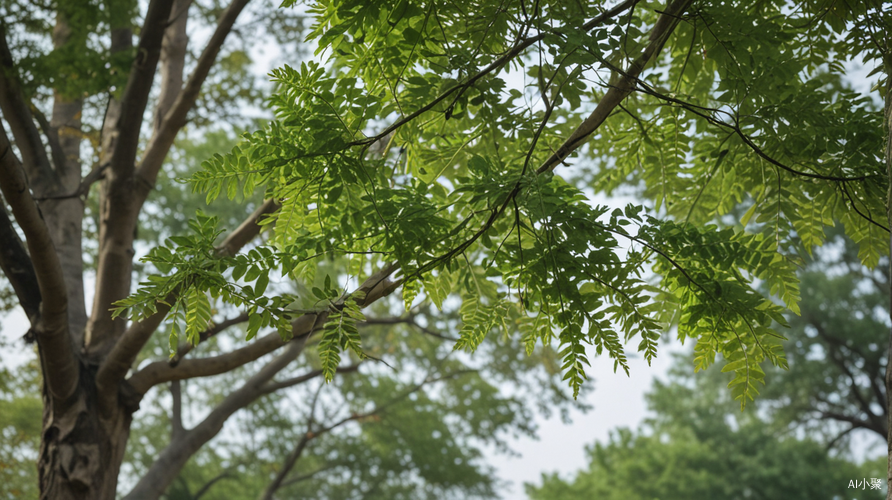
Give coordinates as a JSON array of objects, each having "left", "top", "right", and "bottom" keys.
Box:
[{"left": 37, "top": 369, "right": 137, "bottom": 500}]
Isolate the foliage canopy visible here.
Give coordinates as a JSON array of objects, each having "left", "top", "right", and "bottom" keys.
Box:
[{"left": 119, "top": 0, "right": 890, "bottom": 406}]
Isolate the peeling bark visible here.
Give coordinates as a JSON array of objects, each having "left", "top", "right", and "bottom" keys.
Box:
[{"left": 38, "top": 367, "right": 137, "bottom": 500}]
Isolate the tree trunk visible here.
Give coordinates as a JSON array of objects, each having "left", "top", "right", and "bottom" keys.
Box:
[{"left": 37, "top": 366, "right": 138, "bottom": 500}]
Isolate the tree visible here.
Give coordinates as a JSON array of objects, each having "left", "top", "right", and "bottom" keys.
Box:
[
  {"left": 526, "top": 235, "right": 891, "bottom": 499},
  {"left": 758, "top": 228, "right": 890, "bottom": 446},
  {"left": 524, "top": 351, "right": 886, "bottom": 500},
  {"left": 1, "top": 127, "right": 580, "bottom": 500},
  {"left": 1, "top": 1, "right": 891, "bottom": 499}
]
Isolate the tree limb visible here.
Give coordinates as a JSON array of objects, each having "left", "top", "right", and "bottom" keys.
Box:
[
  {"left": 127, "top": 312, "right": 323, "bottom": 395},
  {"left": 153, "top": 0, "right": 191, "bottom": 135},
  {"left": 107, "top": 0, "right": 175, "bottom": 178},
  {"left": 0, "top": 123, "right": 77, "bottom": 402},
  {"left": 261, "top": 367, "right": 473, "bottom": 500},
  {"left": 0, "top": 24, "right": 56, "bottom": 190},
  {"left": 361, "top": 316, "right": 459, "bottom": 342},
  {"left": 214, "top": 199, "right": 281, "bottom": 258},
  {"left": 819, "top": 411, "right": 885, "bottom": 437},
  {"left": 137, "top": 0, "right": 253, "bottom": 186},
  {"left": 193, "top": 470, "right": 234, "bottom": 500},
  {"left": 98, "top": 197, "right": 281, "bottom": 391},
  {"left": 32, "top": 163, "right": 107, "bottom": 201},
  {"left": 122, "top": 334, "right": 310, "bottom": 500},
  {"left": 127, "top": 263, "right": 399, "bottom": 394},
  {"left": 170, "top": 379, "right": 185, "bottom": 441},
  {"left": 259, "top": 364, "right": 361, "bottom": 396},
  {"left": 96, "top": 295, "right": 175, "bottom": 412},
  {"left": 536, "top": 0, "right": 693, "bottom": 174},
  {"left": 28, "top": 102, "right": 67, "bottom": 177},
  {"left": 0, "top": 196, "right": 41, "bottom": 319}
]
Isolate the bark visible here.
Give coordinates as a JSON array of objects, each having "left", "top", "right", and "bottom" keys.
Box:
[
  {"left": 0, "top": 24, "right": 56, "bottom": 192},
  {"left": 41, "top": 11, "right": 88, "bottom": 344},
  {"left": 86, "top": 0, "right": 175, "bottom": 354},
  {"left": 0, "top": 199, "right": 41, "bottom": 319},
  {"left": 0, "top": 123, "right": 77, "bottom": 402},
  {"left": 37, "top": 372, "right": 137, "bottom": 500},
  {"left": 154, "top": 0, "right": 191, "bottom": 135},
  {"left": 137, "top": 0, "right": 253, "bottom": 186}
]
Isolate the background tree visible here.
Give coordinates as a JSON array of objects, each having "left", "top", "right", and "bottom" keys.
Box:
[
  {"left": 525, "top": 350, "right": 887, "bottom": 500},
  {"left": 1, "top": 0, "right": 891, "bottom": 499},
  {"left": 759, "top": 228, "right": 890, "bottom": 445}
]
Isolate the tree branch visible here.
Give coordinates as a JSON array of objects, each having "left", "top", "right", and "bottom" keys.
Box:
[
  {"left": 0, "top": 123, "right": 77, "bottom": 402},
  {"left": 96, "top": 295, "right": 175, "bottom": 412},
  {"left": 0, "top": 196, "right": 41, "bottom": 319},
  {"left": 107, "top": 0, "right": 175, "bottom": 178},
  {"left": 214, "top": 199, "right": 281, "bottom": 258},
  {"left": 128, "top": 262, "right": 397, "bottom": 397},
  {"left": 0, "top": 24, "right": 57, "bottom": 190},
  {"left": 258, "top": 364, "right": 361, "bottom": 396},
  {"left": 127, "top": 313, "right": 323, "bottom": 395},
  {"left": 536, "top": 0, "right": 693, "bottom": 174},
  {"left": 360, "top": 316, "right": 459, "bottom": 341},
  {"left": 170, "top": 379, "right": 185, "bottom": 440},
  {"left": 28, "top": 102, "right": 67, "bottom": 177},
  {"left": 153, "top": 0, "right": 191, "bottom": 135},
  {"left": 32, "top": 163, "right": 107, "bottom": 201},
  {"left": 122, "top": 334, "right": 310, "bottom": 500},
  {"left": 97, "top": 197, "right": 281, "bottom": 391},
  {"left": 351, "top": 0, "right": 640, "bottom": 149},
  {"left": 261, "top": 367, "right": 472, "bottom": 500},
  {"left": 136, "top": 0, "right": 253, "bottom": 186},
  {"left": 819, "top": 411, "right": 885, "bottom": 437},
  {"left": 193, "top": 470, "right": 234, "bottom": 500}
]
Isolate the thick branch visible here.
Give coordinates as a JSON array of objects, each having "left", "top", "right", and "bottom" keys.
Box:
[
  {"left": 122, "top": 334, "right": 309, "bottom": 500},
  {"left": 0, "top": 197, "right": 41, "bottom": 319},
  {"left": 129, "top": 263, "right": 398, "bottom": 392},
  {"left": 137, "top": 0, "right": 253, "bottom": 186},
  {"left": 153, "top": 0, "right": 191, "bottom": 134},
  {"left": 0, "top": 123, "right": 77, "bottom": 401},
  {"left": 127, "top": 313, "right": 321, "bottom": 395},
  {"left": 107, "top": 0, "right": 175, "bottom": 178},
  {"left": 0, "top": 24, "right": 56, "bottom": 189},
  {"left": 85, "top": 0, "right": 176, "bottom": 348},
  {"left": 96, "top": 296, "right": 175, "bottom": 411},
  {"left": 98, "top": 198, "right": 280, "bottom": 389}
]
